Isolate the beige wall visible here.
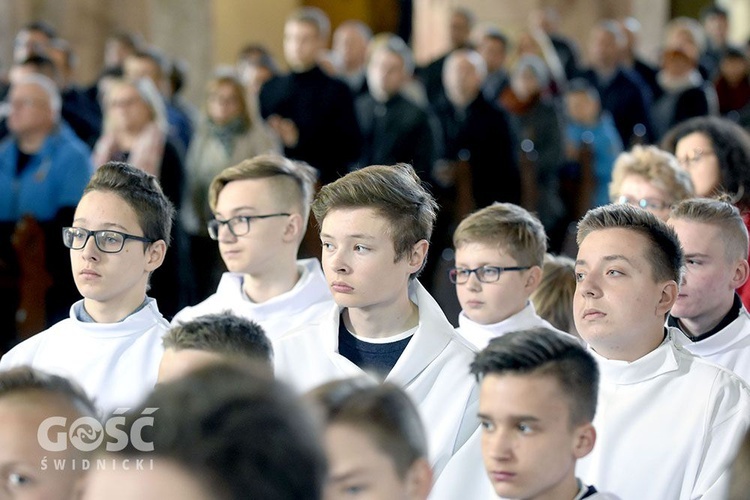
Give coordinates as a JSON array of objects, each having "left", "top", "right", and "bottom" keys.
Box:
[{"left": 212, "top": 0, "right": 299, "bottom": 70}]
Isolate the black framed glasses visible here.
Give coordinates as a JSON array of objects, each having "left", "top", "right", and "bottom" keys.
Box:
[
  {"left": 207, "top": 213, "right": 291, "bottom": 240},
  {"left": 448, "top": 265, "right": 531, "bottom": 284},
  {"left": 62, "top": 227, "right": 155, "bottom": 253},
  {"left": 616, "top": 195, "right": 672, "bottom": 212}
]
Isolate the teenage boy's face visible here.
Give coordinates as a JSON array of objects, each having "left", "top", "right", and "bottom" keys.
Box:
[
  {"left": 454, "top": 242, "right": 534, "bottom": 325},
  {"left": 668, "top": 218, "right": 743, "bottom": 324},
  {"left": 324, "top": 423, "right": 426, "bottom": 500},
  {"left": 574, "top": 228, "right": 676, "bottom": 361},
  {"left": 478, "top": 373, "right": 593, "bottom": 500},
  {"left": 213, "top": 178, "right": 292, "bottom": 276},
  {"left": 71, "top": 190, "right": 160, "bottom": 309},
  {"left": 0, "top": 396, "right": 85, "bottom": 500},
  {"left": 320, "top": 208, "right": 420, "bottom": 311}
]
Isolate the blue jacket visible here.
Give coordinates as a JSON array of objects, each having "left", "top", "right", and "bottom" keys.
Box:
[{"left": 0, "top": 123, "right": 92, "bottom": 222}]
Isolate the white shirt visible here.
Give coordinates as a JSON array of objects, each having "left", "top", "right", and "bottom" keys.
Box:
[
  {"left": 0, "top": 298, "right": 168, "bottom": 414},
  {"left": 171, "top": 258, "right": 334, "bottom": 341},
  {"left": 273, "top": 280, "right": 480, "bottom": 484},
  {"left": 672, "top": 305, "right": 750, "bottom": 384},
  {"left": 457, "top": 301, "right": 566, "bottom": 350},
  {"left": 576, "top": 328, "right": 750, "bottom": 500}
]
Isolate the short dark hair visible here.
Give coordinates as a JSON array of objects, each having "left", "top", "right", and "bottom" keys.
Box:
[
  {"left": 312, "top": 163, "right": 438, "bottom": 277},
  {"left": 661, "top": 116, "right": 750, "bottom": 209},
  {"left": 18, "top": 53, "right": 58, "bottom": 80},
  {"left": 114, "top": 363, "right": 327, "bottom": 500},
  {"left": 577, "top": 203, "right": 684, "bottom": 284},
  {"left": 307, "top": 377, "right": 428, "bottom": 479},
  {"left": 164, "top": 312, "right": 273, "bottom": 366},
  {"left": 471, "top": 327, "right": 598, "bottom": 425},
  {"left": 0, "top": 366, "right": 98, "bottom": 418},
  {"left": 84, "top": 162, "right": 175, "bottom": 246}
]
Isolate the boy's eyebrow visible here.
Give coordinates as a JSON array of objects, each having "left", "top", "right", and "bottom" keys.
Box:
[
  {"left": 319, "top": 232, "right": 376, "bottom": 240},
  {"left": 684, "top": 252, "right": 710, "bottom": 259},
  {"left": 576, "top": 255, "right": 634, "bottom": 267},
  {"left": 72, "top": 219, "right": 130, "bottom": 231},
  {"left": 477, "top": 412, "right": 541, "bottom": 422},
  {"left": 329, "top": 468, "right": 368, "bottom": 483}
]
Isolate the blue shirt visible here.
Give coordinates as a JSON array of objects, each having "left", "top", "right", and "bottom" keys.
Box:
[{"left": 0, "top": 123, "right": 92, "bottom": 222}]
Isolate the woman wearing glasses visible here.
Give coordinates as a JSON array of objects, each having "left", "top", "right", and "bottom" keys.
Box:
[
  {"left": 608, "top": 144, "right": 694, "bottom": 221},
  {"left": 662, "top": 115, "right": 750, "bottom": 307},
  {"left": 0, "top": 162, "right": 172, "bottom": 413}
]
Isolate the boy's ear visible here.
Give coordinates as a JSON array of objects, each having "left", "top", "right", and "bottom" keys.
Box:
[
  {"left": 282, "top": 213, "right": 304, "bottom": 243},
  {"left": 144, "top": 240, "right": 167, "bottom": 272},
  {"left": 731, "top": 259, "right": 750, "bottom": 290},
  {"left": 656, "top": 280, "right": 679, "bottom": 316},
  {"left": 408, "top": 239, "right": 430, "bottom": 272},
  {"left": 404, "top": 457, "right": 433, "bottom": 500},
  {"left": 524, "top": 265, "right": 543, "bottom": 293},
  {"left": 572, "top": 422, "right": 596, "bottom": 460}
]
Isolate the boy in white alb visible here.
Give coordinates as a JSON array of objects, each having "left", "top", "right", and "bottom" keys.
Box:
[
  {"left": 667, "top": 198, "right": 750, "bottom": 383},
  {"left": 171, "top": 154, "right": 333, "bottom": 340},
  {"left": 272, "top": 164, "right": 480, "bottom": 488},
  {"left": 0, "top": 162, "right": 173, "bottom": 412},
  {"left": 573, "top": 203, "right": 750, "bottom": 499},
  {"left": 471, "top": 328, "right": 619, "bottom": 500},
  {"left": 452, "top": 203, "right": 566, "bottom": 350}
]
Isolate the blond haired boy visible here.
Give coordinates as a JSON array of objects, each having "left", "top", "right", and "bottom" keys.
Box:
[{"left": 452, "top": 202, "right": 567, "bottom": 349}]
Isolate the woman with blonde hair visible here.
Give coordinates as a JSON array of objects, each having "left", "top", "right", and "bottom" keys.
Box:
[
  {"left": 182, "top": 73, "right": 278, "bottom": 300},
  {"left": 609, "top": 144, "right": 695, "bottom": 220}
]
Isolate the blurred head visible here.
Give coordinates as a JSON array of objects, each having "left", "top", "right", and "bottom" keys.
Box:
[
  {"left": 367, "top": 36, "right": 412, "bottom": 102},
  {"left": 476, "top": 27, "right": 508, "bottom": 73},
  {"left": 308, "top": 378, "right": 432, "bottom": 500},
  {"left": 564, "top": 79, "right": 601, "bottom": 125},
  {"left": 471, "top": 328, "right": 598, "bottom": 499},
  {"left": 333, "top": 20, "right": 372, "bottom": 73},
  {"left": 284, "top": 7, "right": 330, "bottom": 72},
  {"left": 205, "top": 75, "right": 250, "bottom": 127},
  {"left": 700, "top": 4, "right": 729, "bottom": 48},
  {"left": 7, "top": 73, "right": 61, "bottom": 138},
  {"left": 531, "top": 254, "right": 578, "bottom": 338},
  {"left": 236, "top": 44, "right": 280, "bottom": 95},
  {"left": 105, "top": 32, "right": 142, "bottom": 69},
  {"left": 0, "top": 367, "right": 97, "bottom": 500},
  {"left": 510, "top": 55, "right": 549, "bottom": 102},
  {"left": 453, "top": 203, "right": 546, "bottom": 325},
  {"left": 123, "top": 49, "right": 167, "bottom": 91},
  {"left": 662, "top": 116, "right": 750, "bottom": 206},
  {"left": 13, "top": 21, "right": 56, "bottom": 64},
  {"left": 719, "top": 47, "right": 750, "bottom": 87},
  {"left": 160, "top": 312, "right": 273, "bottom": 383},
  {"left": 609, "top": 145, "right": 695, "bottom": 221},
  {"left": 85, "top": 364, "right": 327, "bottom": 500},
  {"left": 9, "top": 54, "right": 59, "bottom": 86},
  {"left": 450, "top": 8, "right": 475, "bottom": 49},
  {"left": 443, "top": 49, "right": 486, "bottom": 108},
  {"left": 664, "top": 17, "right": 705, "bottom": 64},
  {"left": 588, "top": 21, "right": 626, "bottom": 71},
  {"left": 103, "top": 77, "right": 168, "bottom": 134}
]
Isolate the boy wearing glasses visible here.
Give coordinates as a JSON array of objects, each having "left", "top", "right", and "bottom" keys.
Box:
[
  {"left": 451, "top": 203, "right": 566, "bottom": 350},
  {"left": 171, "top": 154, "right": 334, "bottom": 341},
  {"left": 273, "top": 163, "right": 480, "bottom": 488},
  {"left": 0, "top": 161, "right": 171, "bottom": 412}
]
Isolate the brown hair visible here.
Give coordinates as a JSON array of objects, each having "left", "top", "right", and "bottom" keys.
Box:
[
  {"left": 208, "top": 154, "right": 318, "bottom": 228},
  {"left": 312, "top": 163, "right": 438, "bottom": 276},
  {"left": 205, "top": 74, "right": 252, "bottom": 129},
  {"left": 453, "top": 202, "right": 547, "bottom": 268},
  {"left": 577, "top": 203, "right": 684, "bottom": 284}
]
